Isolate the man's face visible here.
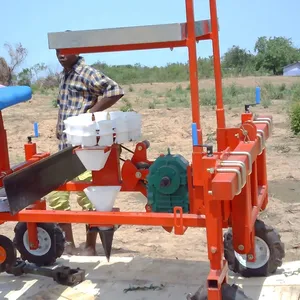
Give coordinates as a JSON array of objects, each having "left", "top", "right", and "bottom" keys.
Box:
[{"left": 56, "top": 50, "right": 78, "bottom": 69}]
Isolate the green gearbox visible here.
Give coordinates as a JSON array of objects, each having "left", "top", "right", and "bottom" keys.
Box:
[{"left": 146, "top": 149, "right": 189, "bottom": 213}]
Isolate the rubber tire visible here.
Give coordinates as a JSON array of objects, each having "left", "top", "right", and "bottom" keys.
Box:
[
  {"left": 13, "top": 222, "right": 65, "bottom": 266},
  {"left": 0, "top": 235, "right": 17, "bottom": 273},
  {"left": 224, "top": 219, "right": 285, "bottom": 277},
  {"left": 186, "top": 283, "right": 252, "bottom": 300}
]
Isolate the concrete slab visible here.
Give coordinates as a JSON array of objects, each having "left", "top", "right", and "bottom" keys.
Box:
[{"left": 0, "top": 256, "right": 299, "bottom": 299}]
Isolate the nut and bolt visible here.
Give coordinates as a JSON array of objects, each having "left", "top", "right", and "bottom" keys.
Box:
[
  {"left": 207, "top": 168, "right": 215, "bottom": 174},
  {"left": 208, "top": 190, "right": 213, "bottom": 195},
  {"left": 137, "top": 146, "right": 142, "bottom": 151},
  {"left": 135, "top": 172, "right": 142, "bottom": 179},
  {"left": 247, "top": 254, "right": 254, "bottom": 260},
  {"left": 238, "top": 245, "right": 244, "bottom": 251},
  {"left": 210, "top": 247, "right": 217, "bottom": 254}
]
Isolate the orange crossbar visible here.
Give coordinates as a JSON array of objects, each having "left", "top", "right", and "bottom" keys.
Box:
[{"left": 0, "top": 210, "right": 206, "bottom": 228}]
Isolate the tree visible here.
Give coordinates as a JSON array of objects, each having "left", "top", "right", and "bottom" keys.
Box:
[
  {"left": 17, "top": 68, "right": 33, "bottom": 86},
  {"left": 31, "top": 63, "right": 48, "bottom": 81},
  {"left": 0, "top": 57, "right": 10, "bottom": 85},
  {"left": 3, "top": 43, "right": 28, "bottom": 85},
  {"left": 222, "top": 45, "right": 255, "bottom": 72},
  {"left": 254, "top": 36, "right": 300, "bottom": 75}
]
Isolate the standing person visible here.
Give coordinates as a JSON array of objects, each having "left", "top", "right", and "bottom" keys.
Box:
[{"left": 48, "top": 50, "right": 124, "bottom": 256}]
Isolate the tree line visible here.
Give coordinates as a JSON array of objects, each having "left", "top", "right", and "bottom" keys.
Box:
[{"left": 0, "top": 36, "right": 299, "bottom": 88}]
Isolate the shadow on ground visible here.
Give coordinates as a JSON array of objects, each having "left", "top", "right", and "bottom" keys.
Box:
[
  {"left": 269, "top": 179, "right": 300, "bottom": 204},
  {"left": 0, "top": 255, "right": 295, "bottom": 300}
]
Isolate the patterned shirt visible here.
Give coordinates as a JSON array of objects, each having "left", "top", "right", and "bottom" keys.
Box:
[{"left": 56, "top": 56, "right": 124, "bottom": 150}]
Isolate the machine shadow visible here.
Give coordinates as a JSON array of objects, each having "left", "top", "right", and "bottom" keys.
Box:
[{"left": 0, "top": 255, "right": 282, "bottom": 300}]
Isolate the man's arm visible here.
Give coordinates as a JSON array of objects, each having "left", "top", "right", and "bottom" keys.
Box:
[
  {"left": 89, "top": 95, "right": 122, "bottom": 113},
  {"left": 87, "top": 69, "right": 125, "bottom": 113}
]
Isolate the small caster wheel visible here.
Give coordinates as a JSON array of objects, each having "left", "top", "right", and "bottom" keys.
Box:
[
  {"left": 13, "top": 222, "right": 65, "bottom": 266},
  {"left": 186, "top": 283, "right": 252, "bottom": 300},
  {"left": 0, "top": 235, "right": 17, "bottom": 273},
  {"left": 224, "top": 219, "right": 285, "bottom": 277}
]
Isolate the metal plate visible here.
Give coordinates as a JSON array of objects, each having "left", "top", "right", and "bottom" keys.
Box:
[
  {"left": 48, "top": 20, "right": 211, "bottom": 49},
  {"left": 3, "top": 146, "right": 86, "bottom": 215}
]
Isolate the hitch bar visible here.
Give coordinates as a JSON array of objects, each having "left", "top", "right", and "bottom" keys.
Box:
[{"left": 6, "top": 259, "right": 86, "bottom": 286}]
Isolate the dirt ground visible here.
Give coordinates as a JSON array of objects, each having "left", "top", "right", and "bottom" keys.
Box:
[{"left": 1, "top": 75, "right": 300, "bottom": 264}]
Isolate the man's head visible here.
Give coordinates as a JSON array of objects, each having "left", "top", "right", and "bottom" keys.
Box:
[{"left": 56, "top": 49, "right": 79, "bottom": 70}]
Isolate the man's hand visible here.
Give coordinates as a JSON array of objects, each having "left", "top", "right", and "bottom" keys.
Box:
[{"left": 56, "top": 123, "right": 60, "bottom": 140}]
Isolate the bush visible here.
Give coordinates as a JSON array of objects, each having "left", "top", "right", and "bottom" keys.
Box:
[{"left": 290, "top": 102, "right": 300, "bottom": 135}]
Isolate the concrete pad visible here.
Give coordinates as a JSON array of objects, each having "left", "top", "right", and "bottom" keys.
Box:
[{"left": 0, "top": 256, "right": 299, "bottom": 299}]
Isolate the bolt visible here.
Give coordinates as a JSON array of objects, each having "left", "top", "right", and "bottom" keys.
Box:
[
  {"left": 238, "top": 245, "right": 244, "bottom": 251},
  {"left": 208, "top": 190, "right": 213, "bottom": 195},
  {"left": 210, "top": 247, "right": 217, "bottom": 254},
  {"left": 135, "top": 172, "right": 142, "bottom": 179},
  {"left": 207, "top": 168, "right": 215, "bottom": 174},
  {"left": 137, "top": 146, "right": 142, "bottom": 151},
  {"left": 235, "top": 133, "right": 239, "bottom": 138},
  {"left": 248, "top": 254, "right": 254, "bottom": 260}
]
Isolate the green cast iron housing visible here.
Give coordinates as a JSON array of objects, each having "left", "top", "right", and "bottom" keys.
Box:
[{"left": 146, "top": 149, "right": 189, "bottom": 213}]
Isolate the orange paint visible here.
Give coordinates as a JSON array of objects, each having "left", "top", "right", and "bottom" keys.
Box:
[
  {"left": 0, "top": 246, "right": 6, "bottom": 264},
  {"left": 0, "top": 1, "right": 275, "bottom": 299}
]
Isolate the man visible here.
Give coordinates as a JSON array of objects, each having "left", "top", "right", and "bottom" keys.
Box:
[{"left": 48, "top": 50, "right": 124, "bottom": 256}]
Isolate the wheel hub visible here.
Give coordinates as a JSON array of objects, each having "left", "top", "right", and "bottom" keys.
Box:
[
  {"left": 235, "top": 236, "right": 270, "bottom": 269},
  {"left": 23, "top": 227, "right": 52, "bottom": 256},
  {"left": 0, "top": 246, "right": 6, "bottom": 264}
]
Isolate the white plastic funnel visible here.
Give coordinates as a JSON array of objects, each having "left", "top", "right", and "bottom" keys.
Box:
[
  {"left": 75, "top": 148, "right": 111, "bottom": 171},
  {"left": 84, "top": 186, "right": 121, "bottom": 211}
]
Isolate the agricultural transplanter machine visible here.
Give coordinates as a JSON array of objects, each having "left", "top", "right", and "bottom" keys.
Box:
[{"left": 0, "top": 0, "right": 285, "bottom": 299}]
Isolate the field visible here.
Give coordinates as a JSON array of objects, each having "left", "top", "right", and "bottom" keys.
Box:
[{"left": 1, "top": 75, "right": 300, "bottom": 264}]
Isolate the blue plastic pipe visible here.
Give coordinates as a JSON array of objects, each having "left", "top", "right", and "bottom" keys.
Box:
[
  {"left": 34, "top": 122, "right": 39, "bottom": 137},
  {"left": 255, "top": 86, "right": 261, "bottom": 104},
  {"left": 0, "top": 86, "right": 32, "bottom": 110},
  {"left": 192, "top": 123, "right": 198, "bottom": 146}
]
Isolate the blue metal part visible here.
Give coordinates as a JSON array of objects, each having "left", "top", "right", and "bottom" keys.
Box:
[
  {"left": 255, "top": 86, "right": 261, "bottom": 104},
  {"left": 0, "top": 86, "right": 32, "bottom": 111},
  {"left": 192, "top": 123, "right": 198, "bottom": 146},
  {"left": 34, "top": 122, "right": 39, "bottom": 137}
]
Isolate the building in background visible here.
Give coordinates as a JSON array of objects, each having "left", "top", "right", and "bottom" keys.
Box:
[{"left": 283, "top": 62, "right": 300, "bottom": 76}]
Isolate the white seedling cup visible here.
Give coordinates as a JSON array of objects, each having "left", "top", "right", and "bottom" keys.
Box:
[
  {"left": 96, "top": 120, "right": 114, "bottom": 146},
  {"left": 125, "top": 112, "right": 142, "bottom": 141},
  {"left": 84, "top": 186, "right": 121, "bottom": 211},
  {"left": 98, "top": 134, "right": 114, "bottom": 146},
  {"left": 84, "top": 185, "right": 121, "bottom": 230},
  {"left": 75, "top": 148, "right": 111, "bottom": 171},
  {"left": 94, "top": 111, "right": 108, "bottom": 121}
]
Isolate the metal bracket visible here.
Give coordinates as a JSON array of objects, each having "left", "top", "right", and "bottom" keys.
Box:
[
  {"left": 173, "top": 206, "right": 186, "bottom": 235},
  {"left": 253, "top": 117, "right": 273, "bottom": 135},
  {"left": 219, "top": 161, "right": 247, "bottom": 187},
  {"left": 256, "top": 129, "right": 266, "bottom": 155},
  {"left": 216, "top": 168, "right": 243, "bottom": 195},
  {"left": 228, "top": 151, "right": 253, "bottom": 174}
]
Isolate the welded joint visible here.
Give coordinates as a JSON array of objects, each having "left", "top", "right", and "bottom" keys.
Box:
[
  {"left": 215, "top": 167, "right": 244, "bottom": 195},
  {"left": 228, "top": 151, "right": 252, "bottom": 174},
  {"left": 256, "top": 129, "right": 266, "bottom": 155}
]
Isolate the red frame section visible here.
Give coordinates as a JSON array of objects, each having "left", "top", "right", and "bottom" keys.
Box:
[{"left": 0, "top": 1, "right": 274, "bottom": 299}]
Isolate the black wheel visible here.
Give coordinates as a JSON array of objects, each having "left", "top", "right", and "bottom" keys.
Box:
[
  {"left": 135, "top": 162, "right": 150, "bottom": 169},
  {"left": 186, "top": 283, "right": 252, "bottom": 300},
  {"left": 13, "top": 222, "right": 65, "bottom": 266},
  {"left": 0, "top": 235, "right": 17, "bottom": 273},
  {"left": 142, "top": 140, "right": 150, "bottom": 149},
  {"left": 224, "top": 219, "right": 285, "bottom": 277}
]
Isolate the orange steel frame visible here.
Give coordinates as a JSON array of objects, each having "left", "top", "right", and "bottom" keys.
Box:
[{"left": 0, "top": 0, "right": 273, "bottom": 299}]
